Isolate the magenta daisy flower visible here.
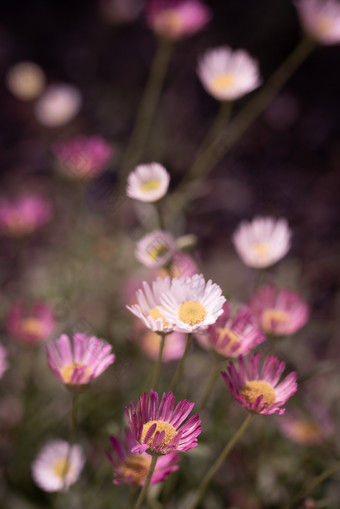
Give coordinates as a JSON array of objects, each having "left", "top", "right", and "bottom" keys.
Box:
[
  {"left": 222, "top": 353, "right": 297, "bottom": 415},
  {"left": 6, "top": 302, "right": 55, "bottom": 344},
  {"left": 203, "top": 303, "right": 265, "bottom": 358},
  {"left": 249, "top": 285, "right": 309, "bottom": 336},
  {"left": 0, "top": 194, "right": 53, "bottom": 237},
  {"left": 46, "top": 333, "right": 115, "bottom": 387},
  {"left": 126, "top": 390, "right": 201, "bottom": 455},
  {"left": 107, "top": 428, "right": 180, "bottom": 485}
]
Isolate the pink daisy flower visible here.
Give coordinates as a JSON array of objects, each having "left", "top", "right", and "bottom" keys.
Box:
[
  {"left": 46, "top": 333, "right": 115, "bottom": 387},
  {"left": 53, "top": 136, "right": 114, "bottom": 180},
  {"left": 127, "top": 163, "right": 170, "bottom": 202},
  {"left": 136, "top": 231, "right": 176, "bottom": 269},
  {"left": 222, "top": 353, "right": 298, "bottom": 415},
  {"left": 0, "top": 194, "right": 53, "bottom": 237},
  {"left": 249, "top": 285, "right": 309, "bottom": 336},
  {"left": 34, "top": 84, "right": 82, "bottom": 127},
  {"left": 158, "top": 251, "right": 199, "bottom": 279},
  {"left": 107, "top": 428, "right": 180, "bottom": 485},
  {"left": 126, "top": 389, "right": 201, "bottom": 454},
  {"left": 146, "top": 0, "right": 211, "bottom": 40},
  {"left": 296, "top": 0, "right": 340, "bottom": 45},
  {"left": 139, "top": 329, "right": 186, "bottom": 361},
  {"left": 0, "top": 344, "right": 9, "bottom": 379},
  {"left": 201, "top": 303, "right": 265, "bottom": 358},
  {"left": 6, "top": 302, "right": 55, "bottom": 344}
]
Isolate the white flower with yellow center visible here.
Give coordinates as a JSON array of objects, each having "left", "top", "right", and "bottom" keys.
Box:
[
  {"left": 127, "top": 163, "right": 170, "bottom": 202},
  {"left": 158, "top": 274, "right": 226, "bottom": 333},
  {"left": 32, "top": 440, "right": 85, "bottom": 492},
  {"left": 136, "top": 230, "right": 176, "bottom": 269},
  {"left": 126, "top": 277, "right": 175, "bottom": 333},
  {"left": 232, "top": 216, "right": 291, "bottom": 269},
  {"left": 197, "top": 46, "right": 261, "bottom": 101},
  {"left": 296, "top": 0, "right": 340, "bottom": 45}
]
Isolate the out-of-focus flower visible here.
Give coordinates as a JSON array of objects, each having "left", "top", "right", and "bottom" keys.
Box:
[
  {"left": 0, "top": 345, "right": 9, "bottom": 379},
  {"left": 232, "top": 216, "right": 291, "bottom": 269},
  {"left": 52, "top": 136, "right": 113, "bottom": 180},
  {"left": 6, "top": 302, "right": 55, "bottom": 344},
  {"left": 278, "top": 402, "right": 333, "bottom": 445},
  {"left": 136, "top": 231, "right": 176, "bottom": 269},
  {"left": 127, "top": 163, "right": 170, "bottom": 202},
  {"left": 159, "top": 274, "right": 226, "bottom": 333},
  {"left": 32, "top": 440, "right": 84, "bottom": 492},
  {"left": 0, "top": 194, "right": 53, "bottom": 237},
  {"left": 126, "top": 389, "right": 201, "bottom": 454},
  {"left": 249, "top": 285, "right": 309, "bottom": 336},
  {"left": 296, "top": 0, "right": 340, "bottom": 45},
  {"left": 139, "top": 329, "right": 186, "bottom": 361},
  {"left": 197, "top": 46, "right": 261, "bottom": 101},
  {"left": 107, "top": 428, "right": 180, "bottom": 484},
  {"left": 200, "top": 303, "right": 265, "bottom": 358},
  {"left": 6, "top": 61, "right": 45, "bottom": 100},
  {"left": 222, "top": 353, "right": 298, "bottom": 415},
  {"left": 46, "top": 333, "right": 115, "bottom": 387},
  {"left": 158, "top": 251, "right": 199, "bottom": 279},
  {"left": 146, "top": 0, "right": 211, "bottom": 40},
  {"left": 127, "top": 277, "right": 174, "bottom": 333},
  {"left": 34, "top": 84, "right": 82, "bottom": 127},
  {"left": 100, "top": 0, "right": 144, "bottom": 24}
]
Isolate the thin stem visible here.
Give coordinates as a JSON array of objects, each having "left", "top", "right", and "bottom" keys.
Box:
[
  {"left": 189, "top": 413, "right": 254, "bottom": 509},
  {"left": 151, "top": 333, "right": 166, "bottom": 391},
  {"left": 120, "top": 38, "right": 174, "bottom": 181},
  {"left": 134, "top": 455, "right": 158, "bottom": 509},
  {"left": 62, "top": 391, "right": 79, "bottom": 489},
  {"left": 127, "top": 485, "right": 138, "bottom": 509},
  {"left": 155, "top": 201, "right": 166, "bottom": 230},
  {"left": 170, "top": 333, "right": 192, "bottom": 393},
  {"left": 283, "top": 461, "right": 340, "bottom": 509},
  {"left": 198, "top": 356, "right": 222, "bottom": 411}
]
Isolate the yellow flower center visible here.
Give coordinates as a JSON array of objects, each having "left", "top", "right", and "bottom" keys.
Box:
[
  {"left": 178, "top": 301, "right": 207, "bottom": 326},
  {"left": 317, "top": 14, "right": 333, "bottom": 35},
  {"left": 212, "top": 73, "right": 236, "bottom": 93},
  {"left": 121, "top": 454, "right": 151, "bottom": 484},
  {"left": 140, "top": 179, "right": 161, "bottom": 192},
  {"left": 148, "top": 307, "right": 169, "bottom": 327},
  {"left": 141, "top": 420, "right": 177, "bottom": 449},
  {"left": 240, "top": 380, "right": 276, "bottom": 407},
  {"left": 252, "top": 242, "right": 269, "bottom": 257},
  {"left": 148, "top": 244, "right": 169, "bottom": 262},
  {"left": 289, "top": 419, "right": 322, "bottom": 444},
  {"left": 216, "top": 328, "right": 240, "bottom": 354},
  {"left": 52, "top": 457, "right": 71, "bottom": 479},
  {"left": 261, "top": 309, "right": 290, "bottom": 333},
  {"left": 60, "top": 362, "right": 91, "bottom": 384},
  {"left": 20, "top": 317, "right": 43, "bottom": 336}
]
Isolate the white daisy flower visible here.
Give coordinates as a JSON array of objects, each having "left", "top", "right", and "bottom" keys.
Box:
[
  {"left": 34, "top": 84, "right": 82, "bottom": 127},
  {"left": 32, "top": 440, "right": 85, "bottom": 492},
  {"left": 126, "top": 277, "right": 174, "bottom": 333},
  {"left": 158, "top": 274, "right": 226, "bottom": 333},
  {"left": 296, "top": 0, "right": 340, "bottom": 45},
  {"left": 197, "top": 46, "right": 261, "bottom": 101},
  {"left": 232, "top": 216, "right": 291, "bottom": 269},
  {"left": 127, "top": 163, "right": 170, "bottom": 202},
  {"left": 136, "top": 230, "right": 176, "bottom": 269}
]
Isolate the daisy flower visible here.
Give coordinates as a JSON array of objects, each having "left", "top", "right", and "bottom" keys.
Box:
[
  {"left": 0, "top": 345, "right": 9, "bottom": 379},
  {"left": 232, "top": 216, "right": 291, "bottom": 269},
  {"left": 32, "top": 440, "right": 84, "bottom": 492},
  {"left": 34, "top": 84, "right": 82, "bottom": 127},
  {"left": 198, "top": 46, "right": 261, "bottom": 101},
  {"left": 158, "top": 251, "right": 199, "bottom": 279},
  {"left": 146, "top": 0, "right": 211, "bottom": 40},
  {"left": 296, "top": 0, "right": 340, "bottom": 45},
  {"left": 126, "top": 389, "right": 201, "bottom": 454},
  {"left": 53, "top": 136, "right": 113, "bottom": 180},
  {"left": 6, "top": 61, "right": 45, "bottom": 101},
  {"left": 107, "top": 428, "right": 180, "bottom": 485},
  {"left": 136, "top": 230, "right": 176, "bottom": 269},
  {"left": 249, "top": 285, "right": 309, "bottom": 336},
  {"left": 0, "top": 194, "right": 53, "bottom": 237},
  {"left": 6, "top": 302, "right": 55, "bottom": 344},
  {"left": 46, "top": 333, "right": 115, "bottom": 387},
  {"left": 127, "top": 163, "right": 170, "bottom": 202},
  {"left": 222, "top": 353, "right": 298, "bottom": 415},
  {"left": 201, "top": 303, "right": 265, "bottom": 358},
  {"left": 126, "top": 277, "right": 174, "bottom": 333},
  {"left": 158, "top": 274, "right": 226, "bottom": 333}
]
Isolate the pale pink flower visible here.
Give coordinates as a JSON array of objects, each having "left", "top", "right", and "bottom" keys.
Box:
[
  {"left": 127, "top": 163, "right": 170, "bottom": 202},
  {"left": 222, "top": 353, "right": 298, "bottom": 415},
  {"left": 0, "top": 345, "right": 9, "bottom": 379},
  {"left": 0, "top": 194, "right": 53, "bottom": 237},
  {"left": 136, "top": 231, "right": 176, "bottom": 269},
  {"left": 35, "top": 84, "right": 82, "bottom": 127},
  {"left": 146, "top": 0, "right": 211, "bottom": 40},
  {"left": 198, "top": 46, "right": 261, "bottom": 101},
  {"left": 232, "top": 216, "right": 291, "bottom": 269},
  {"left": 6, "top": 302, "right": 55, "bottom": 344},
  {"left": 6, "top": 61, "right": 45, "bottom": 101},
  {"left": 296, "top": 0, "right": 340, "bottom": 45},
  {"left": 249, "top": 285, "right": 309, "bottom": 336}
]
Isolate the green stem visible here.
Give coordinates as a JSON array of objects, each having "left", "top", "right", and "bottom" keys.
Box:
[
  {"left": 63, "top": 391, "right": 79, "bottom": 489},
  {"left": 189, "top": 413, "right": 254, "bottom": 509},
  {"left": 170, "top": 333, "right": 192, "bottom": 393},
  {"left": 155, "top": 201, "right": 166, "bottom": 230},
  {"left": 127, "top": 485, "right": 138, "bottom": 509},
  {"left": 198, "top": 356, "right": 222, "bottom": 411},
  {"left": 134, "top": 455, "right": 158, "bottom": 509},
  {"left": 150, "top": 333, "right": 166, "bottom": 391},
  {"left": 283, "top": 461, "right": 340, "bottom": 509},
  {"left": 120, "top": 38, "right": 174, "bottom": 181}
]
